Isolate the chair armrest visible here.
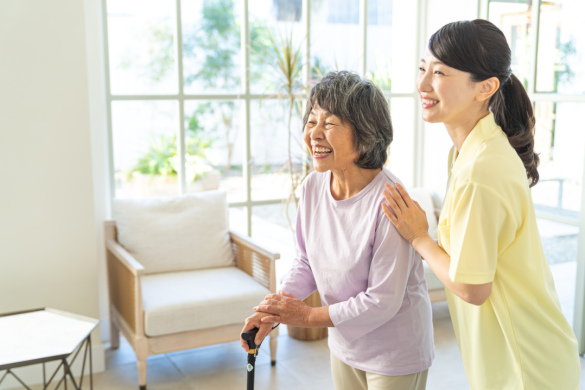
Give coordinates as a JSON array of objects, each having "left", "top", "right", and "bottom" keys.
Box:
[
  {"left": 106, "top": 239, "right": 144, "bottom": 333},
  {"left": 229, "top": 231, "right": 280, "bottom": 261},
  {"left": 230, "top": 231, "right": 280, "bottom": 292},
  {"left": 106, "top": 240, "right": 145, "bottom": 276}
]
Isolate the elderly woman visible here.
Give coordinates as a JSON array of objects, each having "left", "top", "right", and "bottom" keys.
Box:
[{"left": 241, "top": 71, "right": 434, "bottom": 390}]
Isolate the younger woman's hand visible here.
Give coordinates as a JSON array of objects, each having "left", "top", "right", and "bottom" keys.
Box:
[{"left": 382, "top": 182, "right": 430, "bottom": 246}]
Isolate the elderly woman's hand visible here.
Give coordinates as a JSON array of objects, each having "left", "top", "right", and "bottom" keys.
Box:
[
  {"left": 382, "top": 182, "right": 430, "bottom": 246},
  {"left": 254, "top": 291, "right": 312, "bottom": 327},
  {"left": 240, "top": 312, "right": 275, "bottom": 352}
]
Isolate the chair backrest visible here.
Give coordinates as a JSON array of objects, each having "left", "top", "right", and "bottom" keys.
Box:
[
  {"left": 112, "top": 191, "right": 234, "bottom": 274},
  {"left": 408, "top": 187, "right": 439, "bottom": 240}
]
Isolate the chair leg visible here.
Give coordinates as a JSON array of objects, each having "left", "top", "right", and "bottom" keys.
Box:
[
  {"left": 110, "top": 319, "right": 120, "bottom": 350},
  {"left": 270, "top": 331, "right": 278, "bottom": 366},
  {"left": 137, "top": 359, "right": 147, "bottom": 389}
]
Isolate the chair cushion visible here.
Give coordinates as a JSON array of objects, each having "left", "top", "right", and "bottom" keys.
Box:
[
  {"left": 113, "top": 191, "right": 234, "bottom": 274},
  {"left": 141, "top": 267, "right": 270, "bottom": 337},
  {"left": 408, "top": 187, "right": 439, "bottom": 240}
]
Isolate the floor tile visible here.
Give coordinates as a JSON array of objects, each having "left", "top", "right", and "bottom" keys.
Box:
[{"left": 92, "top": 261, "right": 583, "bottom": 390}]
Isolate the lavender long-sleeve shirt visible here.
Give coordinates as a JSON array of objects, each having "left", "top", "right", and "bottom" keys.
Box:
[{"left": 280, "top": 168, "right": 434, "bottom": 376}]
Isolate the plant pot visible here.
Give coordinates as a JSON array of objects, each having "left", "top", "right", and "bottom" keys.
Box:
[{"left": 188, "top": 170, "right": 221, "bottom": 192}]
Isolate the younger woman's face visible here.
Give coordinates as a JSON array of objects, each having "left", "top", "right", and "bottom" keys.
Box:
[{"left": 416, "top": 48, "right": 484, "bottom": 126}]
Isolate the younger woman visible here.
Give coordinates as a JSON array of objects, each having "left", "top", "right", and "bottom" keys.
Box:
[{"left": 383, "top": 19, "right": 580, "bottom": 389}]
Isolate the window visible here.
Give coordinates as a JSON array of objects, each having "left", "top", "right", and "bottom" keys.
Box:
[
  {"left": 103, "top": 0, "right": 420, "bottom": 247},
  {"left": 487, "top": 0, "right": 585, "bottom": 224},
  {"left": 487, "top": 0, "right": 585, "bottom": 332}
]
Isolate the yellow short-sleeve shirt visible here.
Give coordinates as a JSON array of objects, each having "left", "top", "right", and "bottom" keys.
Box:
[{"left": 439, "top": 112, "right": 580, "bottom": 389}]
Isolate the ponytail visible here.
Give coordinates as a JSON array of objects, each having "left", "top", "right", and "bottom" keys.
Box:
[{"left": 490, "top": 74, "right": 540, "bottom": 187}]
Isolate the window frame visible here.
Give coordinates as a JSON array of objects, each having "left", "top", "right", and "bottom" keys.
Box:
[
  {"left": 101, "top": 0, "right": 426, "bottom": 236},
  {"left": 481, "top": 0, "right": 585, "bottom": 356}
]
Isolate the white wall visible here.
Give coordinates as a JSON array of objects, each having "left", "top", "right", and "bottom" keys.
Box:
[{"left": 0, "top": 0, "right": 105, "bottom": 386}]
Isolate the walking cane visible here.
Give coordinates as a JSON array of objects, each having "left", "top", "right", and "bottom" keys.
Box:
[{"left": 241, "top": 327, "right": 260, "bottom": 390}]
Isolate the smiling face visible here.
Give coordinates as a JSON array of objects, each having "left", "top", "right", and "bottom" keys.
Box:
[
  {"left": 303, "top": 104, "right": 359, "bottom": 173},
  {"left": 417, "top": 48, "right": 485, "bottom": 127}
]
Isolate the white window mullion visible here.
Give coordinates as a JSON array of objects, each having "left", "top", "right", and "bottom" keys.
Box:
[
  {"left": 302, "top": 0, "right": 311, "bottom": 86},
  {"left": 241, "top": 0, "right": 252, "bottom": 236},
  {"left": 175, "top": 0, "right": 186, "bottom": 195},
  {"left": 575, "top": 154, "right": 585, "bottom": 354},
  {"left": 359, "top": 0, "right": 368, "bottom": 76},
  {"left": 528, "top": 0, "right": 542, "bottom": 95},
  {"left": 301, "top": 0, "right": 311, "bottom": 179},
  {"left": 101, "top": 0, "right": 116, "bottom": 201},
  {"left": 478, "top": 0, "right": 489, "bottom": 19},
  {"left": 413, "top": 0, "right": 427, "bottom": 187}
]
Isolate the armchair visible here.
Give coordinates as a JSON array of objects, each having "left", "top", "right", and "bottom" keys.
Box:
[{"left": 105, "top": 191, "right": 279, "bottom": 390}]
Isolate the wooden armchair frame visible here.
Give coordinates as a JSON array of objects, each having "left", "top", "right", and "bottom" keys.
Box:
[{"left": 104, "top": 221, "right": 280, "bottom": 390}]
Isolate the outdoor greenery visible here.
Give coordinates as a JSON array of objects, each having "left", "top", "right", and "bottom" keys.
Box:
[
  {"left": 122, "top": 0, "right": 317, "bottom": 202},
  {"left": 126, "top": 105, "right": 215, "bottom": 181},
  {"left": 259, "top": 26, "right": 310, "bottom": 218}
]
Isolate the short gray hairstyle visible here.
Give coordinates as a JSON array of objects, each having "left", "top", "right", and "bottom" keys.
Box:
[{"left": 302, "top": 71, "right": 393, "bottom": 170}]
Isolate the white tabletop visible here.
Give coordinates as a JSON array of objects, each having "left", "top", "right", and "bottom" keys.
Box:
[{"left": 0, "top": 308, "right": 98, "bottom": 368}]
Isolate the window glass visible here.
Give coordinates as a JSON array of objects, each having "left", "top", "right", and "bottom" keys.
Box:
[
  {"left": 252, "top": 203, "right": 298, "bottom": 280},
  {"left": 532, "top": 101, "right": 585, "bottom": 219},
  {"left": 249, "top": 0, "right": 305, "bottom": 94},
  {"left": 421, "top": 121, "right": 453, "bottom": 194},
  {"left": 536, "top": 0, "right": 585, "bottom": 94},
  {"left": 366, "top": 0, "right": 416, "bottom": 93},
  {"left": 387, "top": 98, "right": 415, "bottom": 188},
  {"left": 311, "top": 0, "right": 361, "bottom": 75},
  {"left": 182, "top": 0, "right": 242, "bottom": 94},
  {"left": 107, "top": 0, "right": 178, "bottom": 95},
  {"left": 488, "top": 1, "right": 531, "bottom": 89},
  {"left": 250, "top": 99, "right": 307, "bottom": 201},
  {"left": 112, "top": 101, "right": 180, "bottom": 198},
  {"left": 228, "top": 207, "right": 247, "bottom": 236},
  {"left": 184, "top": 101, "right": 244, "bottom": 203}
]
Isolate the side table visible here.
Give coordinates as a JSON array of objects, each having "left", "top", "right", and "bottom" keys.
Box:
[{"left": 0, "top": 308, "right": 98, "bottom": 389}]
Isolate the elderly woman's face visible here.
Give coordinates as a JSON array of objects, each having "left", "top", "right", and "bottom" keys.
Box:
[{"left": 304, "top": 104, "right": 358, "bottom": 173}]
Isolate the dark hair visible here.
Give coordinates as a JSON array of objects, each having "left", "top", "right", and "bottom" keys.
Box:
[
  {"left": 429, "top": 19, "right": 539, "bottom": 187},
  {"left": 302, "top": 71, "right": 393, "bottom": 170}
]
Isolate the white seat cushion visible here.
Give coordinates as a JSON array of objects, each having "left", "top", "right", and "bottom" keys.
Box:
[
  {"left": 141, "top": 267, "right": 270, "bottom": 337},
  {"left": 113, "top": 191, "right": 234, "bottom": 274}
]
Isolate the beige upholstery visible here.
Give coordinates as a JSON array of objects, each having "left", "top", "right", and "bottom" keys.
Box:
[
  {"left": 142, "top": 267, "right": 270, "bottom": 336},
  {"left": 112, "top": 191, "right": 234, "bottom": 274},
  {"left": 408, "top": 188, "right": 446, "bottom": 302},
  {"left": 105, "top": 192, "right": 279, "bottom": 389}
]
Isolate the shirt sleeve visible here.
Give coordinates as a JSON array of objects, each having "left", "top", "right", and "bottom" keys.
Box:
[
  {"left": 446, "top": 181, "right": 514, "bottom": 284},
  {"left": 328, "top": 208, "right": 417, "bottom": 343},
  {"left": 279, "top": 182, "right": 318, "bottom": 301}
]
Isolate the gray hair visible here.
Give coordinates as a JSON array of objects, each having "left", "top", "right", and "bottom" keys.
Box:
[{"left": 302, "top": 71, "right": 393, "bottom": 170}]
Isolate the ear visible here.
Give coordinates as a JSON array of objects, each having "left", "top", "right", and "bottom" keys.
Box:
[{"left": 476, "top": 77, "right": 500, "bottom": 102}]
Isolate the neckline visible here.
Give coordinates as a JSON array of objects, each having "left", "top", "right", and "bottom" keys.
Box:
[
  {"left": 451, "top": 112, "right": 499, "bottom": 176},
  {"left": 326, "top": 168, "right": 386, "bottom": 206}
]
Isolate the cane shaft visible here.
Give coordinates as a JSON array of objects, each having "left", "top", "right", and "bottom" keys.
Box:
[
  {"left": 247, "top": 354, "right": 256, "bottom": 390},
  {"left": 242, "top": 328, "right": 260, "bottom": 390}
]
